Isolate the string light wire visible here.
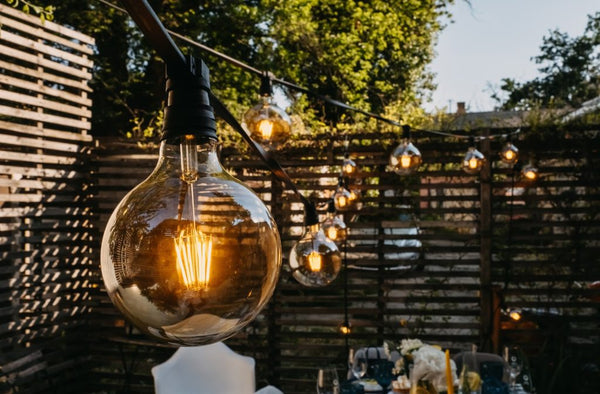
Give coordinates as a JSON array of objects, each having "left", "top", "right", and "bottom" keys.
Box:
[{"left": 95, "top": 0, "right": 523, "bottom": 141}]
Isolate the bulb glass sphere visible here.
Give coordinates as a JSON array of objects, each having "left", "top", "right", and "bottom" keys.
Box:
[
  {"left": 289, "top": 224, "right": 342, "bottom": 287},
  {"left": 389, "top": 140, "right": 422, "bottom": 175},
  {"left": 243, "top": 96, "right": 291, "bottom": 145},
  {"left": 500, "top": 142, "right": 519, "bottom": 164},
  {"left": 522, "top": 163, "right": 538, "bottom": 181},
  {"left": 101, "top": 137, "right": 281, "bottom": 345},
  {"left": 321, "top": 213, "right": 348, "bottom": 243},
  {"left": 462, "top": 147, "right": 485, "bottom": 174},
  {"left": 333, "top": 186, "right": 353, "bottom": 211},
  {"left": 342, "top": 157, "right": 357, "bottom": 176}
]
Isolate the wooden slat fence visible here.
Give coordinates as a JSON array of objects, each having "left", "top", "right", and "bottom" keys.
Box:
[
  {"left": 0, "top": 4, "right": 95, "bottom": 392},
  {"left": 89, "top": 126, "right": 599, "bottom": 394}
]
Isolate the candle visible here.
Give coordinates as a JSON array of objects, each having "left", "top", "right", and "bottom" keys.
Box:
[{"left": 445, "top": 349, "right": 454, "bottom": 394}]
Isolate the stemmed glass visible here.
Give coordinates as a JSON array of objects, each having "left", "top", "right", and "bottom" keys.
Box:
[
  {"left": 317, "top": 366, "right": 340, "bottom": 394},
  {"left": 348, "top": 348, "right": 368, "bottom": 380},
  {"left": 504, "top": 346, "right": 523, "bottom": 393}
]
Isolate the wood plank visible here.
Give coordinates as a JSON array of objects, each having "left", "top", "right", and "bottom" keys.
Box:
[
  {"left": 0, "top": 4, "right": 95, "bottom": 45},
  {"left": 0, "top": 73, "right": 92, "bottom": 107},
  {"left": 0, "top": 44, "right": 91, "bottom": 80},
  {"left": 0, "top": 59, "right": 92, "bottom": 93},
  {"left": 0, "top": 105, "right": 90, "bottom": 130}
]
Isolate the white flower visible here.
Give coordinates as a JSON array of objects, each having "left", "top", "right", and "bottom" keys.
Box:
[
  {"left": 399, "top": 338, "right": 423, "bottom": 355},
  {"left": 410, "top": 345, "right": 457, "bottom": 392}
]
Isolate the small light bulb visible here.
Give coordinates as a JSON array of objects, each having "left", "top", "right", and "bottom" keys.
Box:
[
  {"left": 322, "top": 212, "right": 348, "bottom": 243},
  {"left": 462, "top": 145, "right": 485, "bottom": 174},
  {"left": 289, "top": 224, "right": 342, "bottom": 287},
  {"left": 342, "top": 157, "right": 357, "bottom": 175},
  {"left": 243, "top": 96, "right": 291, "bottom": 145},
  {"left": 500, "top": 142, "right": 519, "bottom": 165},
  {"left": 522, "top": 163, "right": 538, "bottom": 181},
  {"left": 509, "top": 309, "right": 522, "bottom": 321},
  {"left": 389, "top": 140, "right": 422, "bottom": 175},
  {"left": 333, "top": 186, "right": 353, "bottom": 211},
  {"left": 339, "top": 322, "right": 351, "bottom": 335}
]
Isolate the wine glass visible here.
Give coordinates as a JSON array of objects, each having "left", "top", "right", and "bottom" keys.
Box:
[
  {"left": 317, "top": 366, "right": 340, "bottom": 394},
  {"left": 504, "top": 346, "right": 523, "bottom": 393},
  {"left": 460, "top": 350, "right": 482, "bottom": 394},
  {"left": 348, "top": 349, "right": 368, "bottom": 380}
]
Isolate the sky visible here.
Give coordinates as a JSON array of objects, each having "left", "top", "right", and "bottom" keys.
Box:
[{"left": 425, "top": 0, "right": 600, "bottom": 113}]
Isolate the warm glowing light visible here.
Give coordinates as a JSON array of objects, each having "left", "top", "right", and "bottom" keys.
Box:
[
  {"left": 468, "top": 157, "right": 479, "bottom": 169},
  {"left": 336, "top": 195, "right": 347, "bottom": 208},
  {"left": 400, "top": 154, "right": 412, "bottom": 168},
  {"left": 343, "top": 163, "right": 355, "bottom": 174},
  {"left": 509, "top": 310, "right": 522, "bottom": 321},
  {"left": 339, "top": 323, "right": 351, "bottom": 335},
  {"left": 342, "top": 157, "right": 357, "bottom": 175},
  {"left": 326, "top": 226, "right": 338, "bottom": 241},
  {"left": 308, "top": 251, "right": 322, "bottom": 271},
  {"left": 500, "top": 142, "right": 519, "bottom": 164},
  {"left": 174, "top": 227, "right": 213, "bottom": 290},
  {"left": 522, "top": 164, "right": 538, "bottom": 181},
  {"left": 504, "top": 150, "right": 515, "bottom": 161},
  {"left": 257, "top": 119, "right": 274, "bottom": 140}
]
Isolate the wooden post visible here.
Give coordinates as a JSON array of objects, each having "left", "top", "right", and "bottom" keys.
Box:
[{"left": 479, "top": 132, "right": 493, "bottom": 352}]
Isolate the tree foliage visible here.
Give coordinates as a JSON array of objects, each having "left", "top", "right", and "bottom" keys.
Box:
[
  {"left": 34, "top": 0, "right": 452, "bottom": 138},
  {"left": 494, "top": 12, "right": 600, "bottom": 111}
]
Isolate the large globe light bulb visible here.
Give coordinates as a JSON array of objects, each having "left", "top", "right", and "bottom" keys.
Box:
[
  {"left": 289, "top": 224, "right": 342, "bottom": 287},
  {"left": 462, "top": 138, "right": 485, "bottom": 174},
  {"left": 100, "top": 58, "right": 282, "bottom": 346}
]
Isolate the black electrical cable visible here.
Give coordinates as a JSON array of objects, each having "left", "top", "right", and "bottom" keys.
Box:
[
  {"left": 98, "top": 0, "right": 523, "bottom": 141},
  {"left": 118, "top": 0, "right": 319, "bottom": 226}
]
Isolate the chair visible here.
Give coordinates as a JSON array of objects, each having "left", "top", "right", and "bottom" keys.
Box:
[{"left": 152, "top": 342, "right": 256, "bottom": 394}]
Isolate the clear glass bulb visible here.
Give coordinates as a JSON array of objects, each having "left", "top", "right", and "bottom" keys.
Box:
[
  {"left": 289, "top": 224, "right": 342, "bottom": 287},
  {"left": 100, "top": 136, "right": 281, "bottom": 345},
  {"left": 243, "top": 96, "right": 291, "bottom": 145},
  {"left": 462, "top": 146, "right": 485, "bottom": 174},
  {"left": 500, "top": 142, "right": 519, "bottom": 164},
  {"left": 333, "top": 186, "right": 353, "bottom": 211},
  {"left": 321, "top": 212, "right": 348, "bottom": 243},
  {"left": 389, "top": 139, "right": 422, "bottom": 175},
  {"left": 521, "top": 162, "right": 538, "bottom": 180},
  {"left": 342, "top": 157, "right": 357, "bottom": 176}
]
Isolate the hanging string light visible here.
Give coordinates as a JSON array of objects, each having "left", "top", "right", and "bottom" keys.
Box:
[
  {"left": 288, "top": 206, "right": 342, "bottom": 287},
  {"left": 389, "top": 125, "right": 422, "bottom": 175},
  {"left": 321, "top": 200, "right": 348, "bottom": 242},
  {"left": 462, "top": 136, "right": 485, "bottom": 174},
  {"left": 521, "top": 161, "right": 539, "bottom": 181},
  {"left": 243, "top": 72, "right": 292, "bottom": 145},
  {"left": 499, "top": 138, "right": 519, "bottom": 165},
  {"left": 333, "top": 177, "right": 354, "bottom": 211}
]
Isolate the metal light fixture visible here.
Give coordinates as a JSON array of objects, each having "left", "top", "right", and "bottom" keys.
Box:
[
  {"left": 243, "top": 73, "right": 291, "bottom": 145},
  {"left": 389, "top": 125, "right": 422, "bottom": 175},
  {"left": 462, "top": 137, "right": 485, "bottom": 174},
  {"left": 499, "top": 140, "right": 519, "bottom": 165},
  {"left": 321, "top": 200, "right": 348, "bottom": 242},
  {"left": 288, "top": 213, "right": 342, "bottom": 287}
]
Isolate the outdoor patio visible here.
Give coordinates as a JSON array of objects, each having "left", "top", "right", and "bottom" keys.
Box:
[{"left": 1, "top": 2, "right": 599, "bottom": 394}]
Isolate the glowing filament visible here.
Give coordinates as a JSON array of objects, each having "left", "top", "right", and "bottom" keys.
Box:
[
  {"left": 524, "top": 169, "right": 537, "bottom": 180},
  {"left": 509, "top": 310, "right": 522, "bottom": 321},
  {"left": 326, "top": 227, "right": 338, "bottom": 240},
  {"left": 468, "top": 157, "right": 480, "bottom": 169},
  {"left": 257, "top": 120, "right": 274, "bottom": 140},
  {"left": 336, "top": 196, "right": 347, "bottom": 208},
  {"left": 307, "top": 251, "right": 322, "bottom": 272},
  {"left": 400, "top": 154, "right": 412, "bottom": 168},
  {"left": 339, "top": 324, "right": 351, "bottom": 335},
  {"left": 503, "top": 150, "right": 515, "bottom": 161},
  {"left": 174, "top": 228, "right": 213, "bottom": 290}
]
